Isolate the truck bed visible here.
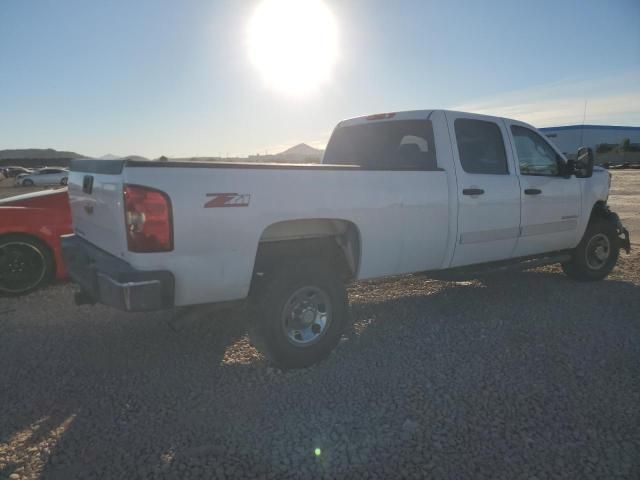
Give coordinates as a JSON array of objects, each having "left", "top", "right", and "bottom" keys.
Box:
[{"left": 67, "top": 158, "right": 454, "bottom": 306}]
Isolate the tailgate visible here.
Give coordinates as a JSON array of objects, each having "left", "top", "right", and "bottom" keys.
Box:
[{"left": 67, "top": 160, "right": 128, "bottom": 256}]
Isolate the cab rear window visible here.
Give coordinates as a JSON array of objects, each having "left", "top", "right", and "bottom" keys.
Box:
[{"left": 323, "top": 120, "right": 438, "bottom": 170}]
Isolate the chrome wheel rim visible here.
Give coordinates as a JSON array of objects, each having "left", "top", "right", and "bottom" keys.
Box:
[
  {"left": 585, "top": 233, "right": 610, "bottom": 270},
  {"left": 0, "top": 242, "right": 46, "bottom": 293},
  {"left": 281, "top": 286, "right": 331, "bottom": 346}
]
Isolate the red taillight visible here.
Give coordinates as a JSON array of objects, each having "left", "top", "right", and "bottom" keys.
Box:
[{"left": 123, "top": 184, "right": 173, "bottom": 252}]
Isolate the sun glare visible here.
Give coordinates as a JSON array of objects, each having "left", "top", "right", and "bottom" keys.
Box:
[{"left": 247, "top": 0, "right": 338, "bottom": 96}]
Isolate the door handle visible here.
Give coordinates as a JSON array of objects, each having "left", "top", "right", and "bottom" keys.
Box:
[
  {"left": 524, "top": 188, "right": 542, "bottom": 195},
  {"left": 462, "top": 188, "right": 484, "bottom": 196}
]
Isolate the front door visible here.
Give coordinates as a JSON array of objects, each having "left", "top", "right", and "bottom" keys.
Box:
[
  {"left": 446, "top": 112, "right": 522, "bottom": 267},
  {"left": 506, "top": 122, "right": 581, "bottom": 257}
]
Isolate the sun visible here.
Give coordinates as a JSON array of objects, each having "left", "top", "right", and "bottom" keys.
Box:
[{"left": 247, "top": 0, "right": 338, "bottom": 96}]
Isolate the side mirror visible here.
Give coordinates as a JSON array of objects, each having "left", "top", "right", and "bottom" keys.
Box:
[{"left": 573, "top": 146, "right": 594, "bottom": 178}]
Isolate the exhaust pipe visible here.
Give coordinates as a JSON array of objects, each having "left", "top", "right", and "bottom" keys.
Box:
[{"left": 74, "top": 290, "right": 96, "bottom": 306}]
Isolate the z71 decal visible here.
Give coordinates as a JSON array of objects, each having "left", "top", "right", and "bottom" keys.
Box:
[{"left": 204, "top": 193, "right": 251, "bottom": 208}]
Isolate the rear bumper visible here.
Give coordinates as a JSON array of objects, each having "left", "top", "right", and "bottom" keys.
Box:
[{"left": 61, "top": 234, "right": 174, "bottom": 311}]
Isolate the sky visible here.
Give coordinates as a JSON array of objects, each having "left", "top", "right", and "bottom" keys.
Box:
[{"left": 1, "top": 0, "right": 639, "bottom": 158}]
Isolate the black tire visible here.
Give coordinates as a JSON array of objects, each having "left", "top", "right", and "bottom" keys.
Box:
[
  {"left": 22, "top": 179, "right": 34, "bottom": 187},
  {"left": 60, "top": 177, "right": 68, "bottom": 185},
  {"left": 249, "top": 259, "right": 349, "bottom": 369},
  {"left": 562, "top": 218, "right": 619, "bottom": 281},
  {"left": 0, "top": 234, "right": 55, "bottom": 295}
]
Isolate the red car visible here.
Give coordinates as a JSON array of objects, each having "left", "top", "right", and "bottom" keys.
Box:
[{"left": 0, "top": 188, "right": 72, "bottom": 294}]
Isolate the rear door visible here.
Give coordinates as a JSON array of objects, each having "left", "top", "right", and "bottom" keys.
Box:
[
  {"left": 67, "top": 161, "right": 128, "bottom": 256},
  {"left": 445, "top": 112, "right": 521, "bottom": 267},
  {"left": 32, "top": 169, "right": 48, "bottom": 185},
  {"left": 44, "top": 169, "right": 64, "bottom": 185},
  {"left": 506, "top": 121, "right": 581, "bottom": 256}
]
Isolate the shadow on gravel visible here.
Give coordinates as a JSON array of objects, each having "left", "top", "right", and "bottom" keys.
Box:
[{"left": 1, "top": 269, "right": 639, "bottom": 479}]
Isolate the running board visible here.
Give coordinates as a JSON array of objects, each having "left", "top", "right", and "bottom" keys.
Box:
[{"left": 424, "top": 252, "right": 572, "bottom": 281}]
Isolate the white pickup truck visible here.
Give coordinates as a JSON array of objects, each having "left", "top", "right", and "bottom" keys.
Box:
[{"left": 62, "top": 110, "right": 630, "bottom": 368}]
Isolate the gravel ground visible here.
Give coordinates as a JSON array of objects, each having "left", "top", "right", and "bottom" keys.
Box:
[{"left": 1, "top": 172, "right": 639, "bottom": 479}]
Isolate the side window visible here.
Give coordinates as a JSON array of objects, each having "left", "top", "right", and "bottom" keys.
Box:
[
  {"left": 454, "top": 119, "right": 508, "bottom": 174},
  {"left": 511, "top": 126, "right": 560, "bottom": 176},
  {"left": 323, "top": 120, "right": 438, "bottom": 171}
]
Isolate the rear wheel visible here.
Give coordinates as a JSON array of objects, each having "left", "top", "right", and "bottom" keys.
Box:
[
  {"left": 249, "top": 259, "right": 349, "bottom": 369},
  {"left": 0, "top": 234, "right": 54, "bottom": 295},
  {"left": 562, "top": 219, "right": 619, "bottom": 281}
]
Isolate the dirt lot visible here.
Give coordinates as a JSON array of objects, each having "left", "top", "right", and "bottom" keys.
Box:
[{"left": 1, "top": 172, "right": 639, "bottom": 479}]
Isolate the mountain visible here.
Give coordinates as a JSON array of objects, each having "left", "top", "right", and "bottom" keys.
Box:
[
  {"left": 271, "top": 143, "right": 324, "bottom": 163},
  {"left": 98, "top": 154, "right": 121, "bottom": 160},
  {"left": 97, "top": 154, "right": 150, "bottom": 161},
  {"left": 278, "top": 143, "right": 323, "bottom": 157},
  {"left": 0, "top": 148, "right": 87, "bottom": 160}
]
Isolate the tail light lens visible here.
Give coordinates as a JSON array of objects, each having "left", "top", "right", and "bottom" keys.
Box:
[{"left": 123, "top": 184, "right": 173, "bottom": 252}]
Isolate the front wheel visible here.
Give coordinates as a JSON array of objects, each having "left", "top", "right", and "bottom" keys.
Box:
[
  {"left": 60, "top": 177, "right": 68, "bottom": 186},
  {"left": 22, "top": 179, "right": 34, "bottom": 187},
  {"left": 249, "top": 259, "right": 349, "bottom": 369},
  {"left": 562, "top": 219, "right": 619, "bottom": 281}
]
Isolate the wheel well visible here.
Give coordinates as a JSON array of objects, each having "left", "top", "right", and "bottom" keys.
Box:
[
  {"left": 589, "top": 201, "right": 611, "bottom": 223},
  {"left": 252, "top": 219, "right": 361, "bottom": 283}
]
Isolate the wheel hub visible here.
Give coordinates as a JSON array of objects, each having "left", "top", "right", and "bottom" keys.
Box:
[
  {"left": 281, "top": 286, "right": 332, "bottom": 347},
  {"left": 585, "top": 233, "right": 611, "bottom": 270},
  {"left": 300, "top": 307, "right": 316, "bottom": 326},
  {"left": 0, "top": 241, "right": 46, "bottom": 293},
  {"left": 594, "top": 246, "right": 608, "bottom": 261}
]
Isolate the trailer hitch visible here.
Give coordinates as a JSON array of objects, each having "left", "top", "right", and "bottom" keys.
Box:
[{"left": 74, "top": 290, "right": 96, "bottom": 306}]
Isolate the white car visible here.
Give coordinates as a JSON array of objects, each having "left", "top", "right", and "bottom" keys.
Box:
[
  {"left": 61, "top": 109, "right": 631, "bottom": 368},
  {"left": 16, "top": 168, "right": 69, "bottom": 186}
]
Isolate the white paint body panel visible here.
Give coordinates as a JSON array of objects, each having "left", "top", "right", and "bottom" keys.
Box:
[
  {"left": 102, "top": 167, "right": 452, "bottom": 305},
  {"left": 68, "top": 173, "right": 128, "bottom": 255},
  {"left": 66, "top": 110, "right": 611, "bottom": 307},
  {"left": 505, "top": 119, "right": 582, "bottom": 257},
  {"left": 444, "top": 111, "right": 522, "bottom": 267}
]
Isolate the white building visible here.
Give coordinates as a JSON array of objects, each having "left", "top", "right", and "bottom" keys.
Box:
[{"left": 539, "top": 125, "right": 640, "bottom": 159}]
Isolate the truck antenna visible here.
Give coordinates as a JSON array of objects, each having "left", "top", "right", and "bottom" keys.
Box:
[{"left": 579, "top": 100, "right": 587, "bottom": 146}]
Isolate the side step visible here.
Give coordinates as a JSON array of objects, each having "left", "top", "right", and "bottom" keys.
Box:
[{"left": 425, "top": 252, "right": 572, "bottom": 281}]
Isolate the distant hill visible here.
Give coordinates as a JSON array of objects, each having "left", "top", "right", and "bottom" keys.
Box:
[
  {"left": 98, "top": 154, "right": 150, "bottom": 161},
  {"left": 0, "top": 148, "right": 87, "bottom": 160},
  {"left": 278, "top": 143, "right": 323, "bottom": 157},
  {"left": 98, "top": 154, "right": 121, "bottom": 160},
  {"left": 269, "top": 143, "right": 323, "bottom": 163},
  {"left": 0, "top": 148, "right": 151, "bottom": 168}
]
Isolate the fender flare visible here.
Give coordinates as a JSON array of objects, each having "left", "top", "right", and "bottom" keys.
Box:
[{"left": 590, "top": 202, "right": 631, "bottom": 253}]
